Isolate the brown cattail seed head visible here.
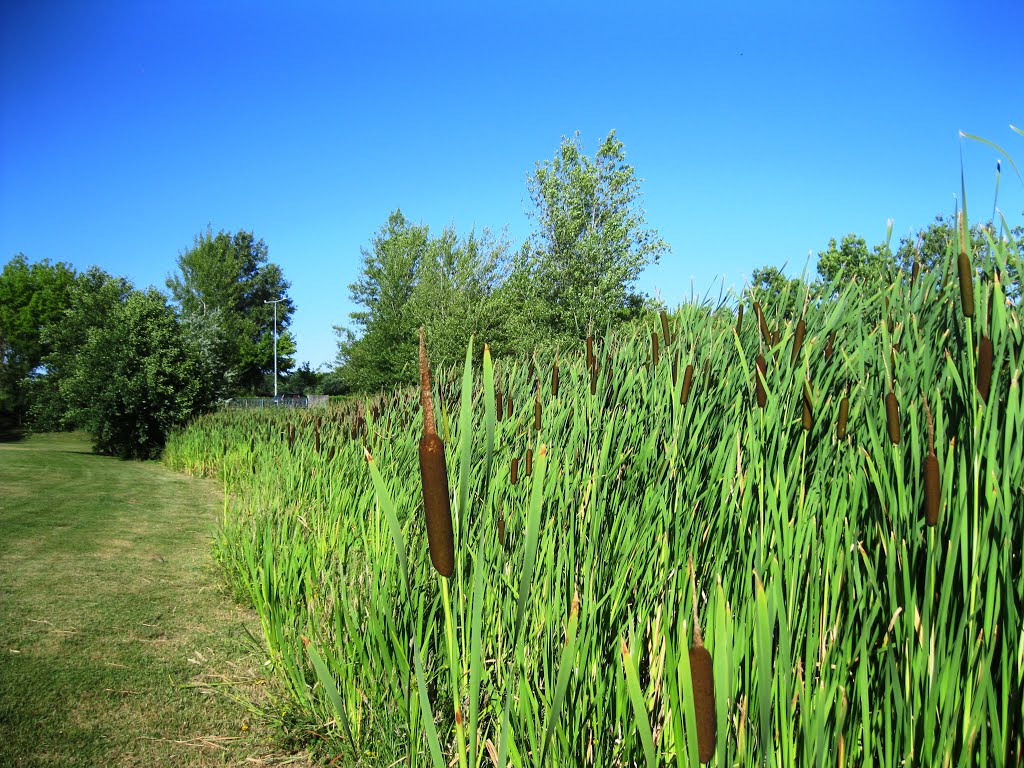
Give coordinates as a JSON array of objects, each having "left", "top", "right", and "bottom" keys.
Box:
[
  {"left": 792, "top": 319, "right": 806, "bottom": 365},
  {"left": 977, "top": 335, "right": 993, "bottom": 403},
  {"left": 911, "top": 259, "right": 920, "bottom": 288},
  {"left": 419, "top": 328, "right": 454, "bottom": 577},
  {"left": 419, "top": 434, "right": 454, "bottom": 577},
  {"left": 586, "top": 336, "right": 595, "bottom": 371},
  {"left": 958, "top": 251, "right": 975, "bottom": 317},
  {"left": 802, "top": 381, "right": 813, "bottom": 430},
  {"left": 885, "top": 391, "right": 901, "bottom": 445},
  {"left": 496, "top": 389, "right": 504, "bottom": 422},
  {"left": 497, "top": 512, "right": 506, "bottom": 548},
  {"left": 754, "top": 355, "right": 767, "bottom": 408},
  {"left": 924, "top": 453, "right": 940, "bottom": 526},
  {"left": 690, "top": 646, "right": 716, "bottom": 762},
  {"left": 510, "top": 457, "right": 519, "bottom": 485},
  {"left": 534, "top": 397, "right": 542, "bottom": 430},
  {"left": 825, "top": 331, "right": 835, "bottom": 360},
  {"left": 651, "top": 332, "right": 659, "bottom": 367},
  {"left": 735, "top": 303, "right": 744, "bottom": 337},
  {"left": 552, "top": 361, "right": 560, "bottom": 398},
  {"left": 837, "top": 396, "right": 850, "bottom": 440},
  {"left": 671, "top": 355, "right": 678, "bottom": 387},
  {"left": 660, "top": 309, "right": 672, "bottom": 346},
  {"left": 688, "top": 558, "right": 715, "bottom": 762},
  {"left": 755, "top": 301, "right": 771, "bottom": 345},
  {"left": 681, "top": 363, "right": 694, "bottom": 405},
  {"left": 525, "top": 448, "right": 533, "bottom": 477}
]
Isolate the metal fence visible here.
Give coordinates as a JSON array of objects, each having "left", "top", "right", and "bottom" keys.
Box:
[{"left": 225, "top": 395, "right": 329, "bottom": 409}]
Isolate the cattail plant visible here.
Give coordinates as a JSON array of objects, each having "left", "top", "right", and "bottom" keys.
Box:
[
  {"left": 418, "top": 327, "right": 454, "bottom": 577},
  {"left": 977, "top": 334, "right": 993, "bottom": 403},
  {"left": 689, "top": 558, "right": 716, "bottom": 763},
  {"left": 958, "top": 251, "right": 975, "bottom": 318},
  {"left": 525, "top": 447, "right": 533, "bottom": 477},
  {"left": 754, "top": 355, "right": 767, "bottom": 408},
  {"left": 825, "top": 331, "right": 835, "bottom": 361},
  {"left": 496, "top": 388, "right": 504, "bottom": 423},
  {"left": 660, "top": 309, "right": 672, "bottom": 347},
  {"left": 510, "top": 457, "right": 519, "bottom": 486},
  {"left": 552, "top": 359, "right": 560, "bottom": 398},
  {"left": 837, "top": 395, "right": 850, "bottom": 440},
  {"left": 885, "top": 391, "right": 901, "bottom": 446},
  {"left": 681, "top": 363, "right": 694, "bottom": 406},
  {"left": 586, "top": 335, "right": 595, "bottom": 371},
  {"left": 735, "top": 303, "right": 744, "bottom": 337},
  {"left": 911, "top": 259, "right": 920, "bottom": 288},
  {"left": 534, "top": 393, "right": 542, "bottom": 430},
  {"left": 651, "top": 332, "right": 660, "bottom": 367},
  {"left": 792, "top": 319, "right": 806, "bottom": 365},
  {"left": 755, "top": 301, "right": 771, "bottom": 346},
  {"left": 802, "top": 380, "right": 813, "bottom": 431}
]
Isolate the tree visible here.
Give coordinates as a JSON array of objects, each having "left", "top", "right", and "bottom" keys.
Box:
[
  {"left": 815, "top": 233, "right": 894, "bottom": 291},
  {"left": 406, "top": 225, "right": 513, "bottom": 367},
  {"left": 0, "top": 254, "right": 77, "bottom": 422},
  {"left": 335, "top": 210, "right": 430, "bottom": 392},
  {"left": 523, "top": 130, "right": 670, "bottom": 340},
  {"left": 167, "top": 228, "right": 296, "bottom": 395},
  {"left": 52, "top": 284, "right": 213, "bottom": 459},
  {"left": 748, "top": 265, "right": 807, "bottom": 322}
]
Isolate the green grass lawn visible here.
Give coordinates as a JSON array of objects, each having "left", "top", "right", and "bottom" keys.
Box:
[{"left": 0, "top": 433, "right": 303, "bottom": 767}]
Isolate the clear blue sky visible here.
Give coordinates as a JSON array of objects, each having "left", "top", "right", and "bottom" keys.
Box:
[{"left": 2, "top": 1, "right": 1022, "bottom": 369}]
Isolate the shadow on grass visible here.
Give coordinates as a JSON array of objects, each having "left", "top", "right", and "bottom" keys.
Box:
[{"left": 0, "top": 426, "right": 26, "bottom": 443}]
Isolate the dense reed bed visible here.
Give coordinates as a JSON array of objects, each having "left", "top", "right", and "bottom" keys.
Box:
[{"left": 165, "top": 224, "right": 1023, "bottom": 766}]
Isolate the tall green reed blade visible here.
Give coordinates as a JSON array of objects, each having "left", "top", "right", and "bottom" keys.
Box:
[
  {"left": 467, "top": 527, "right": 486, "bottom": 766},
  {"left": 457, "top": 336, "right": 475, "bottom": 527},
  {"left": 540, "top": 591, "right": 579, "bottom": 765},
  {"left": 498, "top": 442, "right": 549, "bottom": 768},
  {"left": 622, "top": 633, "right": 658, "bottom": 768},
  {"left": 305, "top": 640, "right": 358, "bottom": 755},
  {"left": 483, "top": 344, "right": 496, "bottom": 483}
]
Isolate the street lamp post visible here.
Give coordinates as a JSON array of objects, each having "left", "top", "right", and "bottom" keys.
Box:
[{"left": 264, "top": 298, "right": 283, "bottom": 398}]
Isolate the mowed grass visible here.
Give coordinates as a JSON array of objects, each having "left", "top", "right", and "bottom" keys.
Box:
[{"left": 0, "top": 433, "right": 297, "bottom": 767}]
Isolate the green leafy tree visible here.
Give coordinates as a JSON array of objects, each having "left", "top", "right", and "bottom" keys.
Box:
[
  {"left": 749, "top": 265, "right": 807, "bottom": 322},
  {"left": 56, "top": 286, "right": 213, "bottom": 459},
  {"left": 167, "top": 228, "right": 296, "bottom": 395},
  {"left": 815, "top": 233, "right": 895, "bottom": 291},
  {"left": 336, "top": 210, "right": 430, "bottom": 392},
  {"left": 0, "top": 254, "right": 77, "bottom": 422},
  {"left": 406, "top": 225, "right": 513, "bottom": 367},
  {"left": 523, "top": 130, "right": 670, "bottom": 340}
]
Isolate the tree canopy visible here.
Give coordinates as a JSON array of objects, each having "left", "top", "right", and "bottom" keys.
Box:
[
  {"left": 0, "top": 254, "right": 77, "bottom": 422},
  {"left": 522, "top": 130, "right": 670, "bottom": 340},
  {"left": 167, "top": 228, "right": 295, "bottom": 395}
]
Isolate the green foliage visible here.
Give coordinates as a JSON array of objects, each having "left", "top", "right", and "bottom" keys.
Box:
[
  {"left": 815, "top": 232, "right": 895, "bottom": 290},
  {"left": 337, "top": 210, "right": 429, "bottom": 392},
  {"left": 337, "top": 211, "right": 514, "bottom": 391},
  {"left": 0, "top": 254, "right": 77, "bottom": 421},
  {"left": 523, "top": 130, "right": 670, "bottom": 340},
  {"left": 748, "top": 264, "right": 807, "bottom": 321},
  {"left": 167, "top": 227, "right": 296, "bottom": 395},
  {"left": 45, "top": 281, "right": 213, "bottom": 459}
]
